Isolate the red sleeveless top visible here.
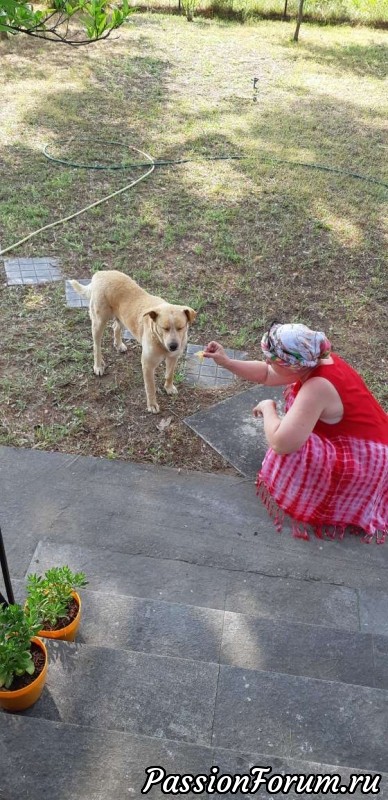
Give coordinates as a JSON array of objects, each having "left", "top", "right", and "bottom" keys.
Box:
[{"left": 301, "top": 354, "right": 388, "bottom": 444}]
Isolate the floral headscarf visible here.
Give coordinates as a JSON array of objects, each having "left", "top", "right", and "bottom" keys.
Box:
[{"left": 261, "top": 322, "right": 332, "bottom": 368}]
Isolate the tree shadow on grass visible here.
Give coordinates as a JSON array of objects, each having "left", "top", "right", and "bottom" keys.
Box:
[{"left": 286, "top": 40, "right": 388, "bottom": 80}]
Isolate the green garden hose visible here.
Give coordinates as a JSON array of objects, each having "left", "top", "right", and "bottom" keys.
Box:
[{"left": 0, "top": 139, "right": 386, "bottom": 257}]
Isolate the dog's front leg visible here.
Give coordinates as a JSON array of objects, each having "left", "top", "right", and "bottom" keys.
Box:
[
  {"left": 164, "top": 354, "right": 180, "bottom": 396},
  {"left": 141, "top": 350, "right": 163, "bottom": 413}
]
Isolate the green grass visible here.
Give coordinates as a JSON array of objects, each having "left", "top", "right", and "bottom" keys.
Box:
[
  {"left": 0, "top": 15, "right": 387, "bottom": 469},
  {"left": 142, "top": 0, "right": 388, "bottom": 25}
]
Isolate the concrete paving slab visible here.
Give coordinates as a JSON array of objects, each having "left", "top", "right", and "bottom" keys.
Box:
[
  {"left": 76, "top": 588, "right": 224, "bottom": 663},
  {"left": 4, "top": 257, "right": 62, "bottom": 285},
  {"left": 212, "top": 665, "right": 388, "bottom": 772},
  {"left": 221, "top": 612, "right": 376, "bottom": 687},
  {"left": 184, "top": 344, "right": 247, "bottom": 388},
  {"left": 184, "top": 386, "right": 284, "bottom": 477},
  {"left": 224, "top": 570, "right": 359, "bottom": 632},
  {"left": 22, "top": 641, "right": 219, "bottom": 746}
]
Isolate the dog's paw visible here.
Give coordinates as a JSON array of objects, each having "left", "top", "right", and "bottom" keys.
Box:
[
  {"left": 147, "top": 402, "right": 160, "bottom": 414},
  {"left": 115, "top": 343, "right": 127, "bottom": 354},
  {"left": 164, "top": 384, "right": 178, "bottom": 396},
  {"left": 94, "top": 363, "right": 105, "bottom": 377}
]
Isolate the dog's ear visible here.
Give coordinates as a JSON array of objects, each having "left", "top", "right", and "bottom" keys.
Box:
[
  {"left": 143, "top": 309, "right": 159, "bottom": 321},
  {"left": 184, "top": 307, "right": 197, "bottom": 324}
]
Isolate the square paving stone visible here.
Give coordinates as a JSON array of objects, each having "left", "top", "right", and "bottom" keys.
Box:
[
  {"left": 184, "top": 385, "right": 284, "bottom": 477},
  {"left": 4, "top": 257, "right": 62, "bottom": 285},
  {"left": 184, "top": 344, "right": 247, "bottom": 388},
  {"left": 65, "top": 278, "right": 90, "bottom": 307}
]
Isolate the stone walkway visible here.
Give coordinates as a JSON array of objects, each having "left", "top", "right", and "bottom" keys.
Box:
[{"left": 0, "top": 445, "right": 387, "bottom": 800}]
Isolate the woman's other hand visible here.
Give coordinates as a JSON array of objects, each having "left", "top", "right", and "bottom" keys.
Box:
[{"left": 253, "top": 399, "right": 277, "bottom": 418}]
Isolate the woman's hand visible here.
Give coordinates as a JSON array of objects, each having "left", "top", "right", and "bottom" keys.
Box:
[
  {"left": 203, "top": 341, "right": 228, "bottom": 366},
  {"left": 253, "top": 399, "right": 277, "bottom": 418}
]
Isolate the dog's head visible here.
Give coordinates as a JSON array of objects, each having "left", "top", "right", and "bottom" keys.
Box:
[{"left": 144, "top": 304, "right": 196, "bottom": 353}]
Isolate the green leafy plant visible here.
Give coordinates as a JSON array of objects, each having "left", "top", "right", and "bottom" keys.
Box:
[
  {"left": 0, "top": 603, "right": 43, "bottom": 689},
  {"left": 0, "top": 0, "right": 134, "bottom": 45},
  {"left": 26, "top": 566, "right": 88, "bottom": 628}
]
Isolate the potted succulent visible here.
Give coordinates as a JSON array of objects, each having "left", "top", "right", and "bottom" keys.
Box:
[
  {"left": 0, "top": 603, "right": 48, "bottom": 712},
  {"left": 26, "top": 566, "right": 87, "bottom": 642}
]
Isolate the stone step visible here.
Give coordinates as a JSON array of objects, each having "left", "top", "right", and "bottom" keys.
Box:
[
  {"left": 11, "top": 579, "right": 388, "bottom": 690},
  {"left": 27, "top": 540, "right": 369, "bottom": 634},
  {"left": 1, "top": 715, "right": 386, "bottom": 800},
  {"left": 7, "top": 639, "right": 388, "bottom": 774},
  {"left": 2, "top": 445, "right": 387, "bottom": 592}
]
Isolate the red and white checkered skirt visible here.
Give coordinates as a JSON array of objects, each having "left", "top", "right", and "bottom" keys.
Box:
[{"left": 256, "top": 433, "right": 388, "bottom": 543}]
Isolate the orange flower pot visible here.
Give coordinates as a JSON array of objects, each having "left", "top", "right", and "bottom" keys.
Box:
[
  {"left": 38, "top": 591, "right": 81, "bottom": 642},
  {"left": 0, "top": 637, "right": 48, "bottom": 713}
]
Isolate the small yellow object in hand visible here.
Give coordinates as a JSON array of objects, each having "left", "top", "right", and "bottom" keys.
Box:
[{"left": 195, "top": 350, "right": 205, "bottom": 362}]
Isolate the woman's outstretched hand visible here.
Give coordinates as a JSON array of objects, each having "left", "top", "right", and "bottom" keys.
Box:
[{"left": 203, "top": 341, "right": 228, "bottom": 366}]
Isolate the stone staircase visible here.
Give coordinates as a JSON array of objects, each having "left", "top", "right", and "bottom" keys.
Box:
[{"left": 0, "top": 445, "right": 387, "bottom": 799}]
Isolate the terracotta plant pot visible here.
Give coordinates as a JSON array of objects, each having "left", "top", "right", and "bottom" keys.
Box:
[
  {"left": 38, "top": 591, "right": 81, "bottom": 642},
  {"left": 0, "top": 637, "right": 48, "bottom": 713}
]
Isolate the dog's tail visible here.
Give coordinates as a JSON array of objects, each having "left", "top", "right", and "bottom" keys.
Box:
[{"left": 69, "top": 279, "right": 92, "bottom": 300}]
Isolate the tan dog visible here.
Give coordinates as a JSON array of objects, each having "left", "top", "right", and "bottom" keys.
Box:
[{"left": 69, "top": 270, "right": 196, "bottom": 413}]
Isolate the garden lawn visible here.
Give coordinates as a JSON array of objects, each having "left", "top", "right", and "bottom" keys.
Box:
[{"left": 0, "top": 16, "right": 387, "bottom": 470}]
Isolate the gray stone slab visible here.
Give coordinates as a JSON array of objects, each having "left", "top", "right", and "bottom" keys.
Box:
[
  {"left": 221, "top": 612, "right": 376, "bottom": 687},
  {"left": 26, "top": 541, "right": 229, "bottom": 611},
  {"left": 213, "top": 749, "right": 387, "bottom": 799},
  {"left": 0, "top": 715, "right": 213, "bottom": 800},
  {"left": 1, "top": 717, "right": 386, "bottom": 800},
  {"left": 225, "top": 570, "right": 359, "bottom": 632},
  {"left": 374, "top": 635, "right": 388, "bottom": 690},
  {"left": 77, "top": 588, "right": 224, "bottom": 663},
  {"left": 227, "top": 536, "right": 388, "bottom": 590},
  {"left": 359, "top": 588, "right": 388, "bottom": 635},
  {"left": 4, "top": 257, "right": 62, "bottom": 285},
  {"left": 184, "top": 344, "right": 246, "bottom": 388},
  {"left": 184, "top": 386, "right": 284, "bottom": 477},
  {"left": 212, "top": 665, "right": 388, "bottom": 772},
  {"left": 2, "top": 445, "right": 388, "bottom": 594},
  {"left": 22, "top": 642, "right": 219, "bottom": 746}
]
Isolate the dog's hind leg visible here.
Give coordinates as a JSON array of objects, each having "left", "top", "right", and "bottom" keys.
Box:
[
  {"left": 91, "top": 313, "right": 107, "bottom": 376},
  {"left": 113, "top": 319, "right": 128, "bottom": 353}
]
